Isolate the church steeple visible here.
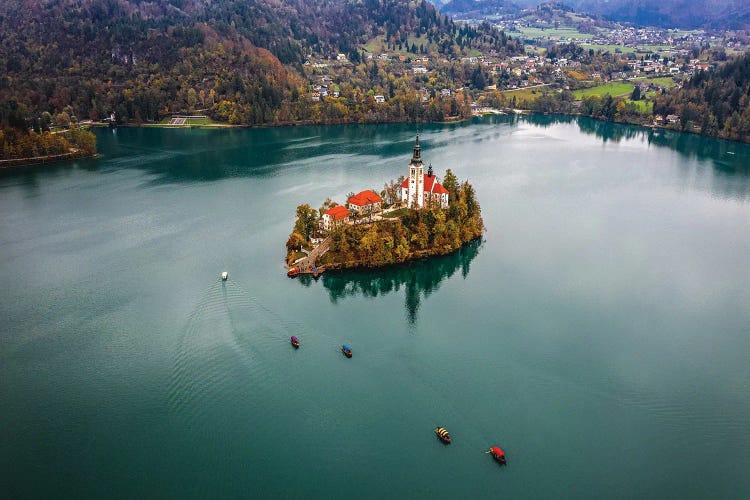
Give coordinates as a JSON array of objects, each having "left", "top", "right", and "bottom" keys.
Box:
[{"left": 411, "top": 134, "right": 422, "bottom": 165}]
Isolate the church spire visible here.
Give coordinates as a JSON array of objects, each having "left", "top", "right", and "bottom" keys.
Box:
[{"left": 411, "top": 134, "right": 422, "bottom": 165}]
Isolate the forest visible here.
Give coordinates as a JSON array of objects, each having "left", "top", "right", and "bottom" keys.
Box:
[
  {"left": 0, "top": 99, "right": 96, "bottom": 161},
  {"left": 654, "top": 53, "right": 750, "bottom": 142},
  {"left": 0, "top": 0, "right": 521, "bottom": 129}
]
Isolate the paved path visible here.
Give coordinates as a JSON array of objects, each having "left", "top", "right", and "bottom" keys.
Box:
[{"left": 295, "top": 236, "right": 331, "bottom": 271}]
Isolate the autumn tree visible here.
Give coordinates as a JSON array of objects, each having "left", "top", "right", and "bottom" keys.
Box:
[{"left": 294, "top": 204, "right": 319, "bottom": 241}]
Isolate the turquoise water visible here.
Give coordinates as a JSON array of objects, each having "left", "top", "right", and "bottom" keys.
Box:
[{"left": 1, "top": 116, "right": 749, "bottom": 498}]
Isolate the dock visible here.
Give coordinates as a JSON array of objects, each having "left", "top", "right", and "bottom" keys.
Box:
[{"left": 287, "top": 266, "right": 325, "bottom": 278}]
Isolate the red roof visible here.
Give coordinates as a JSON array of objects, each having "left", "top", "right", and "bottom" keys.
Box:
[
  {"left": 325, "top": 205, "right": 350, "bottom": 220},
  {"left": 348, "top": 190, "right": 383, "bottom": 207},
  {"left": 400, "top": 174, "right": 448, "bottom": 195},
  {"left": 432, "top": 182, "right": 448, "bottom": 195}
]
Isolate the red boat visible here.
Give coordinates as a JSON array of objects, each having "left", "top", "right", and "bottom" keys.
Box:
[
  {"left": 287, "top": 267, "right": 300, "bottom": 277},
  {"left": 488, "top": 446, "right": 506, "bottom": 464},
  {"left": 290, "top": 336, "right": 300, "bottom": 348},
  {"left": 341, "top": 345, "right": 352, "bottom": 358},
  {"left": 435, "top": 427, "right": 451, "bottom": 444}
]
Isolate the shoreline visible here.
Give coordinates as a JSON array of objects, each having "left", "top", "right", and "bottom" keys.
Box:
[
  {"left": 0, "top": 151, "right": 98, "bottom": 170},
  {"left": 99, "top": 112, "right": 725, "bottom": 144},
  {"left": 317, "top": 235, "right": 484, "bottom": 274}
]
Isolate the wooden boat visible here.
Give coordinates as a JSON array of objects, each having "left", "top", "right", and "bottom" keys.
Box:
[
  {"left": 487, "top": 446, "right": 506, "bottom": 464},
  {"left": 287, "top": 267, "right": 300, "bottom": 277},
  {"left": 290, "top": 336, "right": 300, "bottom": 348},
  {"left": 435, "top": 427, "right": 451, "bottom": 444},
  {"left": 341, "top": 345, "right": 352, "bottom": 358}
]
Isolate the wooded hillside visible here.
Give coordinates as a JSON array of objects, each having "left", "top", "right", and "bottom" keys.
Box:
[{"left": 0, "top": 0, "right": 521, "bottom": 127}]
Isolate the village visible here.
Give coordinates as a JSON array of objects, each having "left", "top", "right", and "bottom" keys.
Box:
[{"left": 300, "top": 7, "right": 750, "bottom": 131}]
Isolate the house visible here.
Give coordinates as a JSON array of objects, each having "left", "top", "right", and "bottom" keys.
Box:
[
  {"left": 336, "top": 53, "right": 347, "bottom": 61},
  {"left": 322, "top": 205, "right": 350, "bottom": 231},
  {"left": 412, "top": 66, "right": 428, "bottom": 74},
  {"left": 347, "top": 190, "right": 383, "bottom": 216},
  {"left": 399, "top": 136, "right": 449, "bottom": 209},
  {"left": 374, "top": 95, "right": 386, "bottom": 104},
  {"left": 666, "top": 114, "right": 680, "bottom": 124}
]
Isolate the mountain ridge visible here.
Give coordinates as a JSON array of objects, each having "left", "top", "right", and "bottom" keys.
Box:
[{"left": 436, "top": 0, "right": 750, "bottom": 29}]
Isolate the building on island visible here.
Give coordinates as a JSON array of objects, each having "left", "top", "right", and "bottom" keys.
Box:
[
  {"left": 322, "top": 205, "right": 350, "bottom": 231},
  {"left": 400, "top": 135, "right": 449, "bottom": 209},
  {"left": 347, "top": 190, "right": 383, "bottom": 217}
]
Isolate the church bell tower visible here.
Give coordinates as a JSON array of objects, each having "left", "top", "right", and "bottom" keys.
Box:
[{"left": 408, "top": 135, "right": 424, "bottom": 208}]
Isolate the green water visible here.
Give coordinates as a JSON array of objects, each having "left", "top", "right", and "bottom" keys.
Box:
[{"left": 1, "top": 116, "right": 749, "bottom": 498}]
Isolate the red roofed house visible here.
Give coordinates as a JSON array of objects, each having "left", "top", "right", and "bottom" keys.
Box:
[
  {"left": 400, "top": 136, "right": 449, "bottom": 209},
  {"left": 322, "top": 204, "right": 350, "bottom": 231},
  {"left": 347, "top": 190, "right": 383, "bottom": 217}
]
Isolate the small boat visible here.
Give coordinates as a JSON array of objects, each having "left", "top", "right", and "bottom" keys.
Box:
[
  {"left": 290, "top": 336, "right": 300, "bottom": 348},
  {"left": 341, "top": 345, "right": 352, "bottom": 358},
  {"left": 487, "top": 446, "right": 506, "bottom": 464},
  {"left": 221, "top": 271, "right": 229, "bottom": 281},
  {"left": 435, "top": 427, "right": 451, "bottom": 444},
  {"left": 287, "top": 267, "right": 300, "bottom": 277}
]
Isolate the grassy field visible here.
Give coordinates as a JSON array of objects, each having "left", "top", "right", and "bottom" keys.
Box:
[
  {"left": 573, "top": 82, "right": 634, "bottom": 99},
  {"left": 633, "top": 76, "right": 676, "bottom": 88},
  {"left": 637, "top": 45, "right": 673, "bottom": 53},
  {"left": 500, "top": 86, "right": 549, "bottom": 103},
  {"left": 514, "top": 26, "right": 595, "bottom": 41},
  {"left": 382, "top": 208, "right": 409, "bottom": 219},
  {"left": 150, "top": 116, "right": 229, "bottom": 127},
  {"left": 626, "top": 99, "right": 654, "bottom": 114}
]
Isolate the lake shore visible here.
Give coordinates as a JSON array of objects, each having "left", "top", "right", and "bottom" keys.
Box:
[{"left": 0, "top": 150, "right": 97, "bottom": 170}]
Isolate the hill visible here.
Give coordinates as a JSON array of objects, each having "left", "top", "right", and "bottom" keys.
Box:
[
  {"left": 0, "top": 0, "right": 520, "bottom": 128},
  {"left": 654, "top": 53, "right": 750, "bottom": 141},
  {"left": 438, "top": 0, "right": 750, "bottom": 29}
]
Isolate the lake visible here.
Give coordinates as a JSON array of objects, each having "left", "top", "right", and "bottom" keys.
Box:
[{"left": 1, "top": 116, "right": 749, "bottom": 498}]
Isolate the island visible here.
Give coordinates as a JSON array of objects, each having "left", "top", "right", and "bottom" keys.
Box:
[{"left": 285, "top": 136, "right": 483, "bottom": 275}]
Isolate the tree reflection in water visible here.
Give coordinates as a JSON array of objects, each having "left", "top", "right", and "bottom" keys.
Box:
[{"left": 300, "top": 239, "right": 482, "bottom": 325}]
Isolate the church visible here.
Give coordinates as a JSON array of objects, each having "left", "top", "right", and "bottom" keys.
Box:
[{"left": 399, "top": 135, "right": 449, "bottom": 209}]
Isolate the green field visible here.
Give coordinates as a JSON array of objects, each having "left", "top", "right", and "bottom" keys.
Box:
[
  {"left": 382, "top": 208, "right": 409, "bottom": 219},
  {"left": 151, "top": 116, "right": 227, "bottom": 127},
  {"left": 501, "top": 86, "right": 549, "bottom": 103},
  {"left": 514, "top": 26, "right": 595, "bottom": 41},
  {"left": 633, "top": 77, "right": 676, "bottom": 88},
  {"left": 626, "top": 99, "right": 654, "bottom": 114},
  {"left": 637, "top": 45, "right": 673, "bottom": 53},
  {"left": 573, "top": 82, "right": 634, "bottom": 99}
]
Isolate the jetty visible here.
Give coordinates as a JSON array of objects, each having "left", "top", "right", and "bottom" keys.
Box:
[
  {"left": 287, "top": 266, "right": 325, "bottom": 278},
  {"left": 287, "top": 235, "right": 330, "bottom": 277}
]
